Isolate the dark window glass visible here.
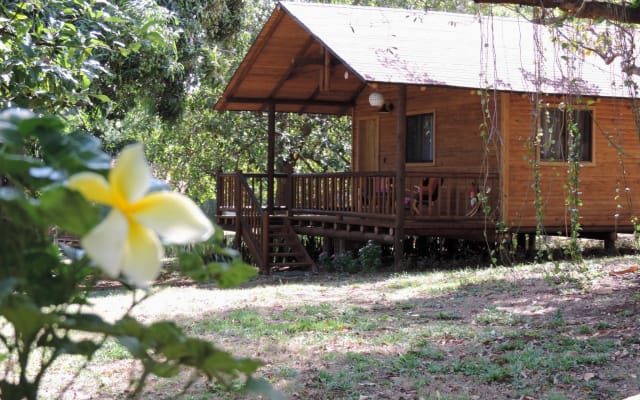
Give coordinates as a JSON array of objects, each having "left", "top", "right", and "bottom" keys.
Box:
[
  {"left": 540, "top": 108, "right": 592, "bottom": 162},
  {"left": 406, "top": 113, "right": 434, "bottom": 163}
]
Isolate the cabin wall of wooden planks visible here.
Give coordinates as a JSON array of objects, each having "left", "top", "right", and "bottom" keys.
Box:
[
  {"left": 352, "top": 85, "right": 640, "bottom": 233},
  {"left": 504, "top": 93, "right": 640, "bottom": 232},
  {"left": 353, "top": 85, "right": 500, "bottom": 174}
]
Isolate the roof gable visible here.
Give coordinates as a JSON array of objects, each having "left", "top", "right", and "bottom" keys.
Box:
[{"left": 216, "top": 2, "right": 637, "bottom": 114}]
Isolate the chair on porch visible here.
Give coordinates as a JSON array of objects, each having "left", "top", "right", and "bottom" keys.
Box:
[
  {"left": 465, "top": 181, "right": 481, "bottom": 217},
  {"left": 410, "top": 177, "right": 442, "bottom": 215}
]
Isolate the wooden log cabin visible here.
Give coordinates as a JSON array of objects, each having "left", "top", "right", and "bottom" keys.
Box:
[{"left": 214, "top": 2, "right": 640, "bottom": 273}]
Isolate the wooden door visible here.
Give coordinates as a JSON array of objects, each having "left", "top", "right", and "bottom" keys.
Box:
[{"left": 356, "top": 117, "right": 379, "bottom": 171}]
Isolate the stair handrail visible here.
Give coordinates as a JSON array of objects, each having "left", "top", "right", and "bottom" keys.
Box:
[{"left": 236, "top": 171, "right": 268, "bottom": 272}]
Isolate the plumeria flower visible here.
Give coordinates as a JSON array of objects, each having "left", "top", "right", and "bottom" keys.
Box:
[{"left": 68, "top": 143, "right": 214, "bottom": 287}]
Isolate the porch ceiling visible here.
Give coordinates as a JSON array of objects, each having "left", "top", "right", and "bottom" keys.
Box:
[{"left": 214, "top": 5, "right": 365, "bottom": 115}]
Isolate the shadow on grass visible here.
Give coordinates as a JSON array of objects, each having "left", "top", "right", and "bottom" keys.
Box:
[{"left": 141, "top": 261, "right": 640, "bottom": 400}]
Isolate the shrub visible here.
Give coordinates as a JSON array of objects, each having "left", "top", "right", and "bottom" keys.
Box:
[
  {"left": 318, "top": 251, "right": 333, "bottom": 271},
  {"left": 358, "top": 241, "right": 382, "bottom": 272},
  {"left": 333, "top": 252, "right": 359, "bottom": 273}
]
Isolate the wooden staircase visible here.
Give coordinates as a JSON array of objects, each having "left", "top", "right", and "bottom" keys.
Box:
[
  {"left": 265, "top": 216, "right": 315, "bottom": 273},
  {"left": 218, "top": 172, "right": 314, "bottom": 274}
]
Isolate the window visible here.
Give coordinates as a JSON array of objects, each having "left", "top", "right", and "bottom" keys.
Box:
[
  {"left": 540, "top": 108, "right": 592, "bottom": 162},
  {"left": 406, "top": 113, "right": 434, "bottom": 163}
]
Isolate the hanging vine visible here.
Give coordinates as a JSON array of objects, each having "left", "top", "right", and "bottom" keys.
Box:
[
  {"left": 531, "top": 10, "right": 548, "bottom": 262},
  {"left": 478, "top": 8, "right": 506, "bottom": 264},
  {"left": 553, "top": 22, "right": 584, "bottom": 262}
]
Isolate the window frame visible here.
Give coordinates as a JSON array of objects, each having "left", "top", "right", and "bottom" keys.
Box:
[
  {"left": 405, "top": 111, "right": 436, "bottom": 165},
  {"left": 539, "top": 106, "right": 594, "bottom": 163}
]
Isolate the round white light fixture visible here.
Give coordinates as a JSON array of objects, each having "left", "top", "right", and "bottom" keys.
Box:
[{"left": 368, "top": 91, "right": 384, "bottom": 108}]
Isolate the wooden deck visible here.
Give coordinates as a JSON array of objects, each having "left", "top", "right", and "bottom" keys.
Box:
[{"left": 216, "top": 171, "right": 500, "bottom": 272}]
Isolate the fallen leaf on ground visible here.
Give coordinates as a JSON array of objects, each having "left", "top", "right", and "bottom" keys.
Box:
[{"left": 609, "top": 266, "right": 638, "bottom": 275}]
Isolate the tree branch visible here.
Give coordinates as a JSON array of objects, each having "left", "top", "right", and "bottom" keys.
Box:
[{"left": 474, "top": 0, "right": 640, "bottom": 24}]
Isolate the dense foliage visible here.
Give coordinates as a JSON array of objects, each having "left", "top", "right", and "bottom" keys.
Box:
[
  {"left": 0, "top": 1, "right": 289, "bottom": 396},
  {"left": 0, "top": 109, "right": 275, "bottom": 399},
  {"left": 0, "top": 0, "right": 181, "bottom": 120}
]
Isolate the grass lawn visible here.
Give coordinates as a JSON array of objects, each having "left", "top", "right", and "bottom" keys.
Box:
[{"left": 39, "top": 253, "right": 640, "bottom": 400}]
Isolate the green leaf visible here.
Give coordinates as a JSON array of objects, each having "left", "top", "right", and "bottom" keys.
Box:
[
  {"left": 118, "top": 335, "right": 147, "bottom": 358},
  {"left": 0, "top": 296, "right": 49, "bottom": 342},
  {"left": 89, "top": 94, "right": 111, "bottom": 103},
  {"left": 193, "top": 343, "right": 258, "bottom": 379},
  {"left": 205, "top": 258, "right": 257, "bottom": 288},
  {"left": 59, "top": 313, "right": 116, "bottom": 335},
  {"left": 145, "top": 31, "right": 165, "bottom": 46},
  {"left": 19, "top": 115, "right": 65, "bottom": 136},
  {"left": 107, "top": 317, "right": 263, "bottom": 383},
  {"left": 0, "top": 187, "right": 39, "bottom": 220},
  {"left": 39, "top": 186, "right": 100, "bottom": 235},
  {"left": 0, "top": 120, "right": 22, "bottom": 148},
  {"left": 0, "top": 153, "right": 43, "bottom": 176},
  {"left": 177, "top": 236, "right": 255, "bottom": 288},
  {"left": 146, "top": 321, "right": 182, "bottom": 345},
  {"left": 38, "top": 132, "right": 111, "bottom": 173},
  {"left": 148, "top": 361, "right": 180, "bottom": 377},
  {"left": 37, "top": 334, "right": 100, "bottom": 357}
]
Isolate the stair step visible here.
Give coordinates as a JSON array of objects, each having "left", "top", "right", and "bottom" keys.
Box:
[
  {"left": 269, "top": 230, "right": 287, "bottom": 235},
  {"left": 269, "top": 252, "right": 304, "bottom": 257},
  {"left": 237, "top": 212, "right": 314, "bottom": 274},
  {"left": 269, "top": 237, "right": 294, "bottom": 242},
  {"left": 269, "top": 241, "right": 297, "bottom": 247},
  {"left": 269, "top": 262, "right": 314, "bottom": 268}
]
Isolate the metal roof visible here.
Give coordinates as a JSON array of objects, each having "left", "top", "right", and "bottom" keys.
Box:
[{"left": 216, "top": 2, "right": 637, "bottom": 114}]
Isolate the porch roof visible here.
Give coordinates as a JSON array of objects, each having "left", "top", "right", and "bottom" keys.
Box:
[{"left": 215, "top": 2, "right": 638, "bottom": 115}]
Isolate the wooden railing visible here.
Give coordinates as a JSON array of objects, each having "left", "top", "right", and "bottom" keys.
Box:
[
  {"left": 290, "top": 172, "right": 396, "bottom": 217},
  {"left": 404, "top": 172, "right": 499, "bottom": 219},
  {"left": 235, "top": 173, "right": 269, "bottom": 271},
  {"left": 217, "top": 172, "right": 288, "bottom": 213},
  {"left": 217, "top": 171, "right": 499, "bottom": 221}
]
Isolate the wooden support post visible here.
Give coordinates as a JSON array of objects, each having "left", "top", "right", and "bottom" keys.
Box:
[
  {"left": 394, "top": 85, "right": 407, "bottom": 269},
  {"left": 262, "top": 212, "right": 270, "bottom": 274},
  {"left": 286, "top": 173, "right": 293, "bottom": 217},
  {"left": 516, "top": 233, "right": 526, "bottom": 252},
  {"left": 583, "top": 232, "right": 618, "bottom": 255},
  {"left": 234, "top": 171, "right": 242, "bottom": 249},
  {"left": 604, "top": 232, "right": 617, "bottom": 255},
  {"left": 267, "top": 101, "right": 275, "bottom": 212},
  {"left": 322, "top": 49, "right": 331, "bottom": 91},
  {"left": 215, "top": 172, "right": 223, "bottom": 224},
  {"left": 527, "top": 233, "right": 536, "bottom": 259},
  {"left": 323, "top": 236, "right": 332, "bottom": 254}
]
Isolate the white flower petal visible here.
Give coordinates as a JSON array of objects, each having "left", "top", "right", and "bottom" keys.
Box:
[
  {"left": 110, "top": 143, "right": 151, "bottom": 203},
  {"left": 121, "top": 222, "right": 164, "bottom": 287},
  {"left": 81, "top": 210, "right": 127, "bottom": 278},
  {"left": 132, "top": 191, "right": 214, "bottom": 244},
  {"left": 67, "top": 171, "right": 113, "bottom": 205}
]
